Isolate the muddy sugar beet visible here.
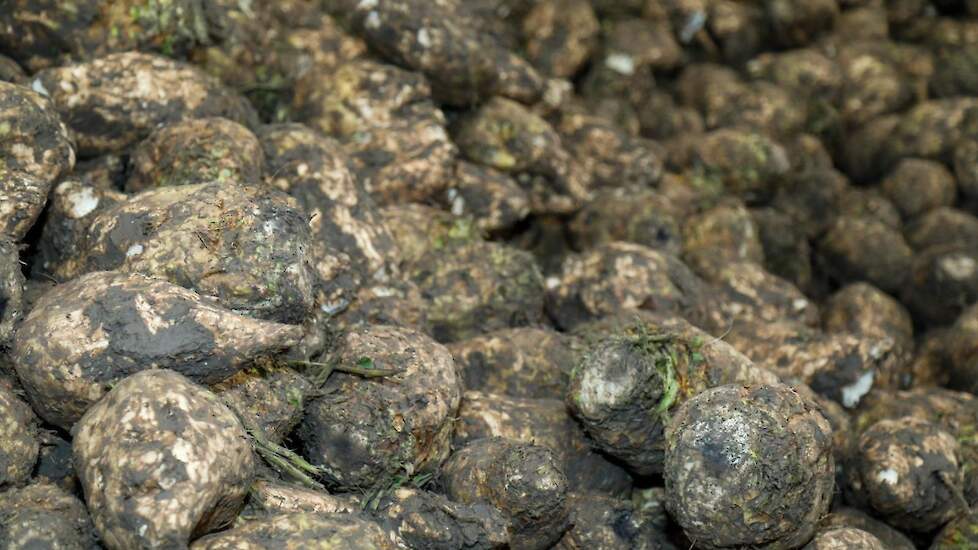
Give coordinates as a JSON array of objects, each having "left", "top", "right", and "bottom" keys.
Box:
[
  {"left": 664, "top": 383, "right": 834, "bottom": 549},
  {"left": 441, "top": 437, "right": 569, "bottom": 550},
  {"left": 8, "top": 0, "right": 978, "bottom": 547},
  {"left": 566, "top": 316, "right": 777, "bottom": 474},
  {"left": 73, "top": 370, "right": 255, "bottom": 549},
  {"left": 298, "top": 324, "right": 461, "bottom": 490},
  {"left": 67, "top": 181, "right": 318, "bottom": 323},
  {"left": 12, "top": 271, "right": 302, "bottom": 429}
]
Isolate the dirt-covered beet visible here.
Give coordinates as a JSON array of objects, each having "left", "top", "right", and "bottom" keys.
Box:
[
  {"left": 555, "top": 492, "right": 676, "bottom": 550},
  {"left": 0, "top": 481, "right": 97, "bottom": 549},
  {"left": 257, "top": 122, "right": 399, "bottom": 307},
  {"left": 846, "top": 417, "right": 967, "bottom": 532},
  {"left": 689, "top": 128, "right": 790, "bottom": 204},
  {"left": 802, "top": 528, "right": 886, "bottom": 550},
  {"left": 331, "top": 0, "right": 542, "bottom": 106},
  {"left": 380, "top": 203, "right": 480, "bottom": 269},
  {"left": 854, "top": 388, "right": 978, "bottom": 478},
  {"left": 568, "top": 186, "right": 683, "bottom": 255},
  {"left": 125, "top": 117, "right": 266, "bottom": 192},
  {"left": 664, "top": 384, "right": 834, "bottom": 550},
  {"left": 293, "top": 59, "right": 457, "bottom": 205},
  {"left": 880, "top": 158, "right": 957, "bottom": 220},
  {"left": 409, "top": 240, "right": 545, "bottom": 343},
  {"left": 703, "top": 261, "right": 820, "bottom": 332},
  {"left": 566, "top": 316, "right": 779, "bottom": 474},
  {"left": 245, "top": 479, "right": 359, "bottom": 518},
  {"left": 453, "top": 97, "right": 591, "bottom": 215},
  {"left": 0, "top": 379, "right": 37, "bottom": 489},
  {"left": 448, "top": 327, "right": 577, "bottom": 399},
  {"left": 68, "top": 182, "right": 317, "bottom": 323},
  {"left": 817, "top": 215, "right": 913, "bottom": 294},
  {"left": 547, "top": 242, "right": 712, "bottom": 331},
  {"left": 0, "top": 81, "right": 75, "bottom": 185},
  {"left": 190, "top": 512, "right": 395, "bottom": 550},
  {"left": 331, "top": 278, "right": 431, "bottom": 334},
  {"left": 0, "top": 0, "right": 232, "bottom": 71},
  {"left": 0, "top": 237, "right": 23, "bottom": 344},
  {"left": 444, "top": 162, "right": 530, "bottom": 234},
  {"left": 369, "top": 487, "right": 511, "bottom": 550},
  {"left": 947, "top": 303, "right": 978, "bottom": 393},
  {"left": 723, "top": 319, "right": 900, "bottom": 408},
  {"left": 905, "top": 207, "right": 978, "bottom": 251},
  {"left": 441, "top": 437, "right": 570, "bottom": 550},
  {"left": 32, "top": 51, "right": 257, "bottom": 156},
  {"left": 556, "top": 111, "right": 664, "bottom": 190},
  {"left": 819, "top": 507, "right": 915, "bottom": 550},
  {"left": 298, "top": 324, "right": 461, "bottom": 490},
  {"left": 31, "top": 177, "right": 128, "bottom": 282},
  {"left": 214, "top": 365, "right": 314, "bottom": 445},
  {"left": 13, "top": 271, "right": 302, "bottom": 429},
  {"left": 681, "top": 199, "right": 765, "bottom": 278},
  {"left": 823, "top": 283, "right": 915, "bottom": 365},
  {"left": 453, "top": 390, "right": 631, "bottom": 496},
  {"left": 521, "top": 0, "right": 598, "bottom": 78},
  {"left": 904, "top": 244, "right": 978, "bottom": 326},
  {"left": 73, "top": 369, "right": 255, "bottom": 549},
  {"left": 0, "top": 81, "right": 75, "bottom": 242}
]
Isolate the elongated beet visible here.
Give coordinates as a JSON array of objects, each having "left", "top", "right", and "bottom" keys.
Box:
[
  {"left": 191, "top": 512, "right": 394, "bottom": 549},
  {"left": 846, "top": 417, "right": 966, "bottom": 532}
]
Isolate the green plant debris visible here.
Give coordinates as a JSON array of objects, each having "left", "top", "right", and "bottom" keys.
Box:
[
  {"left": 362, "top": 471, "right": 435, "bottom": 511},
  {"left": 234, "top": 410, "right": 330, "bottom": 490}
]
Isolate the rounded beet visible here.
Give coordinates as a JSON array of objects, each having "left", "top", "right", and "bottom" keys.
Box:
[
  {"left": 802, "top": 528, "right": 885, "bottom": 550},
  {"left": 191, "top": 512, "right": 394, "bottom": 550},
  {"left": 125, "top": 117, "right": 265, "bottom": 192},
  {"left": 73, "top": 370, "right": 255, "bottom": 549},
  {"left": 846, "top": 417, "right": 966, "bottom": 532},
  {"left": 298, "top": 325, "right": 461, "bottom": 490},
  {"left": 442, "top": 437, "right": 570, "bottom": 550},
  {"left": 0, "top": 481, "right": 96, "bottom": 549},
  {"left": 664, "top": 383, "right": 834, "bottom": 550},
  {"left": 32, "top": 52, "right": 257, "bottom": 156},
  {"left": 567, "top": 317, "right": 778, "bottom": 474},
  {"left": 293, "top": 59, "right": 456, "bottom": 205}
]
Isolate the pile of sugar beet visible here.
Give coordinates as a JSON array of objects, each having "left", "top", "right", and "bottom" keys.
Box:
[{"left": 6, "top": 0, "right": 978, "bottom": 549}]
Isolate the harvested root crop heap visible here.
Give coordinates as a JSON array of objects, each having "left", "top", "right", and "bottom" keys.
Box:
[{"left": 5, "top": 1, "right": 978, "bottom": 549}]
